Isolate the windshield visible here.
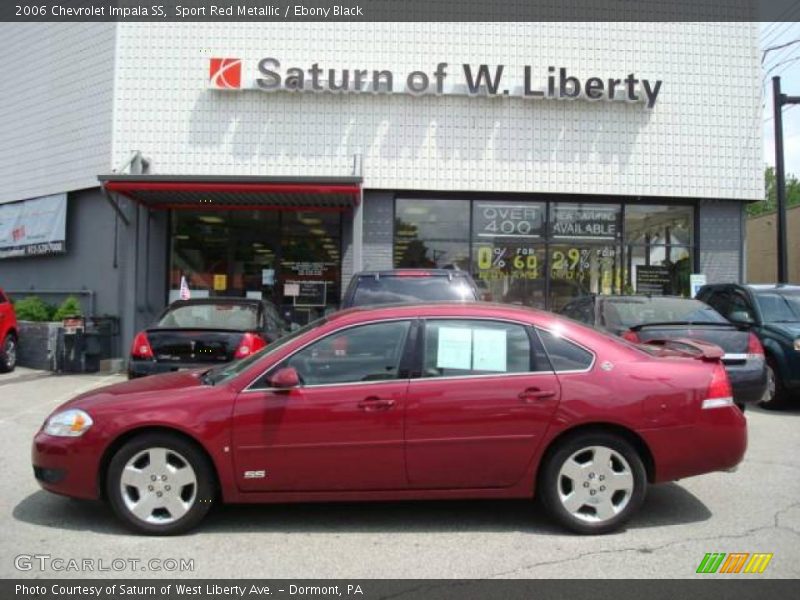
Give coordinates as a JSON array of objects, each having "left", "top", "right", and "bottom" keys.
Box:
[
  {"left": 755, "top": 291, "right": 800, "bottom": 322},
  {"left": 351, "top": 276, "right": 476, "bottom": 306},
  {"left": 157, "top": 303, "right": 259, "bottom": 331},
  {"left": 600, "top": 297, "right": 728, "bottom": 328},
  {"left": 204, "top": 318, "right": 327, "bottom": 385}
]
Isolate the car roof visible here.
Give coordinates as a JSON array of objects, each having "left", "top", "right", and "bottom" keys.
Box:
[
  {"left": 745, "top": 284, "right": 800, "bottom": 292},
  {"left": 167, "top": 298, "right": 262, "bottom": 307},
  {"left": 325, "top": 301, "right": 550, "bottom": 325},
  {"left": 353, "top": 269, "right": 472, "bottom": 278}
]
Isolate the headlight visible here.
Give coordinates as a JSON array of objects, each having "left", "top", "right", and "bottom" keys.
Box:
[
  {"left": 794, "top": 338, "right": 800, "bottom": 352},
  {"left": 43, "top": 409, "right": 93, "bottom": 437}
]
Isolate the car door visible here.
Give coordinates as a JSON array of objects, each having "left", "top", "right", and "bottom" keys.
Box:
[
  {"left": 405, "top": 318, "right": 561, "bottom": 489},
  {"left": 232, "top": 319, "right": 414, "bottom": 492},
  {"left": 0, "top": 291, "right": 9, "bottom": 340}
]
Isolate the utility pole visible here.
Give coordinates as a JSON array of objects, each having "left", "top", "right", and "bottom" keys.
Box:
[{"left": 772, "top": 76, "right": 800, "bottom": 284}]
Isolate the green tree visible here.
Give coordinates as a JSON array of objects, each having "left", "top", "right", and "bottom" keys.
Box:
[{"left": 748, "top": 166, "right": 800, "bottom": 217}]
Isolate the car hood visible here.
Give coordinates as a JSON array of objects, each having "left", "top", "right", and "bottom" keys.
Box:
[
  {"left": 763, "top": 322, "right": 800, "bottom": 339},
  {"left": 61, "top": 370, "right": 206, "bottom": 410}
]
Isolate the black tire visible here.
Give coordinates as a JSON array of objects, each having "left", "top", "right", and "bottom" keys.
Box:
[
  {"left": 106, "top": 432, "right": 215, "bottom": 535},
  {"left": 538, "top": 432, "right": 647, "bottom": 535},
  {"left": 0, "top": 333, "right": 17, "bottom": 373},
  {"left": 760, "top": 357, "right": 789, "bottom": 410}
]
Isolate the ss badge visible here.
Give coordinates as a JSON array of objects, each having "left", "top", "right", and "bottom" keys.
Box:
[{"left": 244, "top": 470, "right": 266, "bottom": 479}]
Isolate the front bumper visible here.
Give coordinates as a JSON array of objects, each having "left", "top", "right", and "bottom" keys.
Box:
[
  {"left": 32, "top": 430, "right": 103, "bottom": 500},
  {"left": 641, "top": 405, "right": 747, "bottom": 483}
]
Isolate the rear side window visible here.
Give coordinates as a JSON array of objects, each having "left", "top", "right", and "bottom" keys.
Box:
[
  {"left": 537, "top": 329, "right": 594, "bottom": 372},
  {"left": 423, "top": 319, "right": 543, "bottom": 377},
  {"left": 351, "top": 276, "right": 476, "bottom": 306}
]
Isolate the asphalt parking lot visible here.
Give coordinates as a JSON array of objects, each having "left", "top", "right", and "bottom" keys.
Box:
[{"left": 1, "top": 367, "right": 798, "bottom": 579}]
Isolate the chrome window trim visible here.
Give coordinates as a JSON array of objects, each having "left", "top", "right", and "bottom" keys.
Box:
[{"left": 242, "top": 317, "right": 414, "bottom": 392}]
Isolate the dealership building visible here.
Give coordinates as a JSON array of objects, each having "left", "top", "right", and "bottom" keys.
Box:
[{"left": 0, "top": 22, "right": 762, "bottom": 356}]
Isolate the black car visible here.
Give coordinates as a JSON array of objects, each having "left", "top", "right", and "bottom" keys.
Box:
[
  {"left": 697, "top": 284, "right": 800, "bottom": 408},
  {"left": 128, "top": 298, "right": 289, "bottom": 379},
  {"left": 342, "top": 269, "right": 480, "bottom": 308},
  {"left": 560, "top": 294, "right": 768, "bottom": 408}
]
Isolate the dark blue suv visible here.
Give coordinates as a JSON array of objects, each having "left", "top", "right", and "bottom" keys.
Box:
[{"left": 697, "top": 284, "right": 800, "bottom": 409}]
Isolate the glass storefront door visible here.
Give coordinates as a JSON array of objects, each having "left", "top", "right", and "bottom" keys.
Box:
[{"left": 169, "top": 209, "right": 342, "bottom": 325}]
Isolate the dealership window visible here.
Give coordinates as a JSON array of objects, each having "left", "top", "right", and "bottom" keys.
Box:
[
  {"left": 394, "top": 198, "right": 695, "bottom": 309},
  {"left": 624, "top": 205, "right": 694, "bottom": 297},
  {"left": 548, "top": 203, "right": 622, "bottom": 311},
  {"left": 472, "top": 201, "right": 547, "bottom": 308},
  {"left": 170, "top": 210, "right": 341, "bottom": 324},
  {"left": 394, "top": 199, "right": 470, "bottom": 269}
]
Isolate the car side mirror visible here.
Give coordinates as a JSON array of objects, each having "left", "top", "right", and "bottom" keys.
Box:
[
  {"left": 728, "top": 310, "right": 754, "bottom": 325},
  {"left": 269, "top": 367, "right": 300, "bottom": 389}
]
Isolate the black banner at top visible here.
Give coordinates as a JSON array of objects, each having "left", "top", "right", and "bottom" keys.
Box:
[{"left": 1, "top": 0, "right": 799, "bottom": 22}]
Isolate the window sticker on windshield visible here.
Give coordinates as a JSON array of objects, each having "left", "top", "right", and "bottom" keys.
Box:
[
  {"left": 436, "top": 327, "right": 472, "bottom": 370},
  {"left": 473, "top": 328, "right": 507, "bottom": 372}
]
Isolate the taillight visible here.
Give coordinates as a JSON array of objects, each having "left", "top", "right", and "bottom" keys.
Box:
[
  {"left": 130, "top": 332, "right": 154, "bottom": 359},
  {"left": 621, "top": 330, "right": 641, "bottom": 343},
  {"left": 234, "top": 333, "right": 266, "bottom": 359},
  {"left": 702, "top": 363, "right": 734, "bottom": 409},
  {"left": 746, "top": 332, "right": 764, "bottom": 358}
]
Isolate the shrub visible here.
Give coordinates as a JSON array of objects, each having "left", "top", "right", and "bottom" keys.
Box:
[
  {"left": 13, "top": 296, "right": 52, "bottom": 322},
  {"left": 52, "top": 296, "right": 83, "bottom": 321}
]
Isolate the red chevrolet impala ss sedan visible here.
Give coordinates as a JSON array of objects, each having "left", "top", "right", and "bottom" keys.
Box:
[{"left": 32, "top": 303, "right": 746, "bottom": 535}]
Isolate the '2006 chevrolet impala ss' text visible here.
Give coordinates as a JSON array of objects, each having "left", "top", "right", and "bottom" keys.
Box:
[{"left": 32, "top": 303, "right": 746, "bottom": 535}]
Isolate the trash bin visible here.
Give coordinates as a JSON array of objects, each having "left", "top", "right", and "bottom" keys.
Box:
[
  {"left": 59, "top": 317, "right": 86, "bottom": 373},
  {"left": 83, "top": 316, "right": 120, "bottom": 372}
]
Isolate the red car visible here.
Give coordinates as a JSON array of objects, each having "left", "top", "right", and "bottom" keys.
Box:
[
  {"left": 32, "top": 303, "right": 746, "bottom": 535},
  {"left": 0, "top": 288, "right": 18, "bottom": 373}
]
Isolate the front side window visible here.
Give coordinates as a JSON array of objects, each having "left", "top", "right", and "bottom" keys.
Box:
[
  {"left": 755, "top": 292, "right": 800, "bottom": 323},
  {"left": 537, "top": 328, "right": 594, "bottom": 372},
  {"left": 278, "top": 321, "right": 412, "bottom": 386},
  {"left": 422, "top": 319, "right": 539, "bottom": 377}
]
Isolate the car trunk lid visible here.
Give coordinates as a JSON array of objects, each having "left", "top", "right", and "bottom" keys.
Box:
[
  {"left": 145, "top": 328, "right": 245, "bottom": 364},
  {"left": 632, "top": 324, "right": 750, "bottom": 364}
]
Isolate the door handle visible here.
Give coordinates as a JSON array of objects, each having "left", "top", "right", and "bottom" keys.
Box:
[
  {"left": 357, "top": 396, "right": 396, "bottom": 411},
  {"left": 518, "top": 388, "right": 556, "bottom": 403}
]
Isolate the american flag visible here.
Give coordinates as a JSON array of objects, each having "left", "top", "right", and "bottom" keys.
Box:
[{"left": 180, "top": 276, "right": 191, "bottom": 300}]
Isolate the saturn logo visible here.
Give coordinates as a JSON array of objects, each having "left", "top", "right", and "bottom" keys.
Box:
[{"left": 209, "top": 58, "right": 242, "bottom": 89}]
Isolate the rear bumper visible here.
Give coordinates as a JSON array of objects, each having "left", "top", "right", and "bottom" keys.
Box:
[
  {"left": 725, "top": 358, "right": 768, "bottom": 405},
  {"left": 128, "top": 359, "right": 227, "bottom": 379},
  {"left": 641, "top": 405, "right": 747, "bottom": 483}
]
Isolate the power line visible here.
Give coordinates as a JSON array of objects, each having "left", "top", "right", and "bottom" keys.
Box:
[{"left": 763, "top": 38, "right": 800, "bottom": 64}]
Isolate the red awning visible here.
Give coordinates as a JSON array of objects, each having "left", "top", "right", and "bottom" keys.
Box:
[{"left": 98, "top": 175, "right": 361, "bottom": 211}]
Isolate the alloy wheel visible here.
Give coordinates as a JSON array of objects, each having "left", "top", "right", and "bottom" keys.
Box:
[
  {"left": 556, "top": 445, "right": 634, "bottom": 523},
  {"left": 119, "top": 447, "right": 197, "bottom": 524},
  {"left": 4, "top": 337, "right": 16, "bottom": 369},
  {"left": 765, "top": 364, "right": 777, "bottom": 403}
]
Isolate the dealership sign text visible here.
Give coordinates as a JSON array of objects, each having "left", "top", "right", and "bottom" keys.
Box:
[{"left": 209, "top": 58, "right": 663, "bottom": 108}]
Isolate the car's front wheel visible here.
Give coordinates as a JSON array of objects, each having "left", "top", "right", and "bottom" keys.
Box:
[
  {"left": 0, "top": 333, "right": 17, "bottom": 373},
  {"left": 106, "top": 432, "right": 215, "bottom": 535},
  {"left": 539, "top": 433, "right": 647, "bottom": 534}
]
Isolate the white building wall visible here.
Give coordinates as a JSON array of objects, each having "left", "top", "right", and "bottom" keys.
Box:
[
  {"left": 112, "top": 22, "right": 762, "bottom": 200},
  {"left": 0, "top": 23, "right": 116, "bottom": 204}
]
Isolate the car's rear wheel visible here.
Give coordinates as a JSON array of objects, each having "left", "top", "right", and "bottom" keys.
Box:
[
  {"left": 761, "top": 357, "right": 789, "bottom": 410},
  {"left": 106, "top": 432, "right": 215, "bottom": 535},
  {"left": 539, "top": 433, "right": 647, "bottom": 534},
  {"left": 0, "top": 333, "right": 17, "bottom": 373}
]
